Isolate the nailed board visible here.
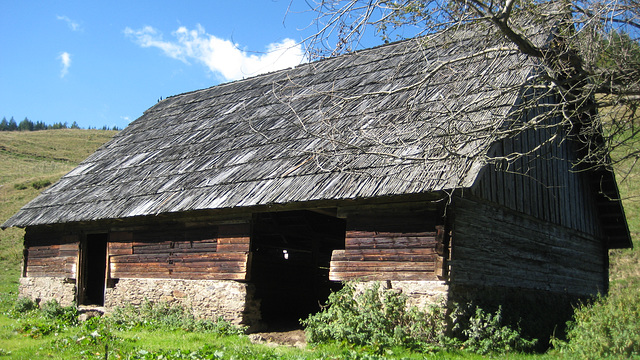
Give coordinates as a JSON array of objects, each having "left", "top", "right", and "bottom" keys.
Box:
[
  {"left": 330, "top": 206, "right": 445, "bottom": 281},
  {"left": 107, "top": 223, "right": 250, "bottom": 281},
  {"left": 23, "top": 232, "right": 78, "bottom": 278}
]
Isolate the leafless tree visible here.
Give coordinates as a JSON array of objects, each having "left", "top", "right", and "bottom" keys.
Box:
[{"left": 283, "top": 0, "right": 640, "bottom": 186}]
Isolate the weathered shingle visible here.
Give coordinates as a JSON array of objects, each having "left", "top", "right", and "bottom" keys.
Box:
[{"left": 3, "top": 25, "right": 541, "bottom": 228}]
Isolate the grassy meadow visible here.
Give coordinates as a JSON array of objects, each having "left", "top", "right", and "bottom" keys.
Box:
[{"left": 0, "top": 129, "right": 637, "bottom": 359}]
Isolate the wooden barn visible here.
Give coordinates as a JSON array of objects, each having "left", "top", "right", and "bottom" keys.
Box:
[{"left": 2, "top": 22, "right": 631, "bottom": 335}]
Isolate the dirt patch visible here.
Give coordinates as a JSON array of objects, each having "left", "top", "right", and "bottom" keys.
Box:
[{"left": 249, "top": 329, "right": 307, "bottom": 348}]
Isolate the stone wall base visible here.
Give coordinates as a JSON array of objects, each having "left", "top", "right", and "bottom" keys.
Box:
[
  {"left": 354, "top": 280, "right": 449, "bottom": 308},
  {"left": 105, "top": 278, "right": 261, "bottom": 331},
  {"left": 19, "top": 276, "right": 76, "bottom": 307}
]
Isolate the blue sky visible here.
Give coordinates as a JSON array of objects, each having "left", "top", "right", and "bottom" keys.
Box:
[{"left": 0, "top": 1, "right": 384, "bottom": 130}]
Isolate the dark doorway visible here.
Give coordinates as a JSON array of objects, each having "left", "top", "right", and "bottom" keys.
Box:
[
  {"left": 78, "top": 233, "right": 108, "bottom": 306},
  {"left": 250, "top": 210, "right": 345, "bottom": 328}
]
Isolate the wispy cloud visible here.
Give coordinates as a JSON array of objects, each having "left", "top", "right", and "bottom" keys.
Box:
[
  {"left": 58, "top": 52, "right": 71, "bottom": 78},
  {"left": 57, "top": 15, "right": 82, "bottom": 31},
  {"left": 124, "top": 24, "right": 306, "bottom": 81}
]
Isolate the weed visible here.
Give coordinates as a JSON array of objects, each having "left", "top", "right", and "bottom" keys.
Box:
[
  {"left": 15, "top": 320, "right": 58, "bottom": 338},
  {"left": 40, "top": 299, "right": 78, "bottom": 325},
  {"left": 302, "top": 282, "right": 448, "bottom": 351},
  {"left": 454, "top": 305, "right": 537, "bottom": 354},
  {"left": 30, "top": 179, "right": 51, "bottom": 190},
  {"left": 552, "top": 283, "right": 640, "bottom": 359},
  {"left": 12, "top": 297, "right": 38, "bottom": 314},
  {"left": 303, "top": 281, "right": 537, "bottom": 355}
]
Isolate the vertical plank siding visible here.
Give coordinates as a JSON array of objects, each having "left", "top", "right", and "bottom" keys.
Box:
[
  {"left": 330, "top": 205, "right": 445, "bottom": 281},
  {"left": 23, "top": 229, "right": 79, "bottom": 278},
  {"left": 451, "top": 196, "right": 607, "bottom": 295},
  {"left": 108, "top": 223, "right": 250, "bottom": 280},
  {"left": 474, "top": 105, "right": 602, "bottom": 238}
]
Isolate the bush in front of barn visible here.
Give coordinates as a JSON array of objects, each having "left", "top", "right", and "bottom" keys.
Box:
[
  {"left": 552, "top": 281, "right": 640, "bottom": 359},
  {"left": 301, "top": 281, "right": 536, "bottom": 354}
]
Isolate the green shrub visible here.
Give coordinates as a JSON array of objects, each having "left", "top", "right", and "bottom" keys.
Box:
[
  {"left": 302, "top": 281, "right": 537, "bottom": 355},
  {"left": 301, "top": 281, "right": 448, "bottom": 351},
  {"left": 454, "top": 305, "right": 537, "bottom": 354},
  {"left": 41, "top": 299, "right": 78, "bottom": 325},
  {"left": 30, "top": 179, "right": 52, "bottom": 189},
  {"left": 553, "top": 284, "right": 640, "bottom": 359},
  {"left": 12, "top": 183, "right": 28, "bottom": 190},
  {"left": 12, "top": 297, "right": 38, "bottom": 314},
  {"left": 16, "top": 320, "right": 58, "bottom": 338}
]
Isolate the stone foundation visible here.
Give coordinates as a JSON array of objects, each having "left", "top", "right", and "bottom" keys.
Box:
[
  {"left": 19, "top": 276, "right": 76, "bottom": 307},
  {"left": 105, "top": 278, "right": 261, "bottom": 330},
  {"left": 354, "top": 280, "right": 449, "bottom": 308}
]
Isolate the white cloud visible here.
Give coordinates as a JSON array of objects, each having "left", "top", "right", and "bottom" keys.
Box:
[
  {"left": 59, "top": 52, "right": 71, "bottom": 78},
  {"left": 57, "top": 15, "right": 81, "bottom": 31},
  {"left": 124, "top": 24, "right": 306, "bottom": 81}
]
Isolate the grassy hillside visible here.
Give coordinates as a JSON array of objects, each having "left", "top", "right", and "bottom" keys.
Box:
[{"left": 0, "top": 129, "right": 117, "bottom": 300}]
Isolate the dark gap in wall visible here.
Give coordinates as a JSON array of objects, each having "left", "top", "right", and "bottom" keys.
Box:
[
  {"left": 250, "top": 210, "right": 345, "bottom": 329},
  {"left": 79, "top": 233, "right": 108, "bottom": 306}
]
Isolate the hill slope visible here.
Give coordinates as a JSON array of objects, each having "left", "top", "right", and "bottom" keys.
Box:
[{"left": 0, "top": 130, "right": 117, "bottom": 297}]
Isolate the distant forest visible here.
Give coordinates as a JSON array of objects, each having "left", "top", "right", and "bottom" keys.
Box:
[{"left": 0, "top": 116, "right": 120, "bottom": 131}]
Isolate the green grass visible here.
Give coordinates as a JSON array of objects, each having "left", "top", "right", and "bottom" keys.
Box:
[
  {"left": 0, "top": 130, "right": 116, "bottom": 359},
  {"left": 0, "top": 128, "right": 637, "bottom": 359}
]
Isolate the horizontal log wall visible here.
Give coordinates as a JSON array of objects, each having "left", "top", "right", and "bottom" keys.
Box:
[
  {"left": 108, "top": 223, "right": 250, "bottom": 281},
  {"left": 450, "top": 196, "right": 607, "bottom": 296},
  {"left": 331, "top": 204, "right": 444, "bottom": 281},
  {"left": 23, "top": 229, "right": 78, "bottom": 278}
]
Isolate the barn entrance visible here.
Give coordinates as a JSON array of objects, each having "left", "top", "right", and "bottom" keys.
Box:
[
  {"left": 78, "top": 233, "right": 108, "bottom": 306},
  {"left": 250, "top": 210, "right": 345, "bottom": 328}
]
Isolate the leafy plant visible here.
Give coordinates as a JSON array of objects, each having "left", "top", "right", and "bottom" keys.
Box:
[
  {"left": 40, "top": 299, "right": 78, "bottom": 325},
  {"left": 11, "top": 297, "right": 38, "bottom": 314},
  {"left": 302, "top": 281, "right": 448, "bottom": 351},
  {"left": 15, "top": 320, "right": 58, "bottom": 338},
  {"left": 12, "top": 183, "right": 28, "bottom": 190},
  {"left": 302, "top": 281, "right": 537, "bottom": 355},
  {"left": 30, "top": 179, "right": 51, "bottom": 190},
  {"left": 552, "top": 283, "right": 640, "bottom": 359},
  {"left": 454, "top": 305, "right": 537, "bottom": 355}
]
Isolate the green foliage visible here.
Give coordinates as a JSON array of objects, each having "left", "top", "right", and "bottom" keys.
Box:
[
  {"left": 106, "top": 300, "right": 246, "bottom": 335},
  {"left": 552, "top": 284, "right": 640, "bottom": 359},
  {"left": 40, "top": 300, "right": 78, "bottom": 325},
  {"left": 12, "top": 297, "right": 38, "bottom": 314},
  {"left": 303, "top": 282, "right": 537, "bottom": 355},
  {"left": 454, "top": 305, "right": 537, "bottom": 355},
  {"left": 15, "top": 320, "right": 58, "bottom": 338},
  {"left": 30, "top": 179, "right": 51, "bottom": 189},
  {"left": 0, "top": 116, "right": 120, "bottom": 132},
  {"left": 12, "top": 183, "right": 27, "bottom": 190},
  {"left": 13, "top": 179, "right": 52, "bottom": 190},
  {"left": 302, "top": 282, "right": 448, "bottom": 351}
]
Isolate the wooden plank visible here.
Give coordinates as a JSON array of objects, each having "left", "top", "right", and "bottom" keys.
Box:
[
  {"left": 330, "top": 260, "right": 435, "bottom": 272},
  {"left": 218, "top": 223, "right": 251, "bottom": 238},
  {"left": 503, "top": 137, "right": 516, "bottom": 210},
  {"left": 345, "top": 236, "right": 437, "bottom": 249},
  {"left": 27, "top": 256, "right": 76, "bottom": 267},
  {"left": 217, "top": 243, "right": 250, "bottom": 252},
  {"left": 110, "top": 231, "right": 134, "bottom": 242},
  {"left": 346, "top": 230, "right": 436, "bottom": 238},
  {"left": 332, "top": 249, "right": 436, "bottom": 262},
  {"left": 329, "top": 271, "right": 439, "bottom": 281}
]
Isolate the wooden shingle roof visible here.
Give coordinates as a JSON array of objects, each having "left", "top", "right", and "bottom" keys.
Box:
[{"left": 4, "top": 25, "right": 540, "bottom": 227}]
